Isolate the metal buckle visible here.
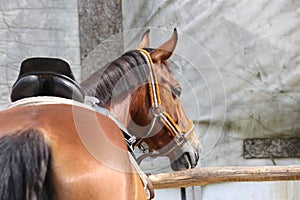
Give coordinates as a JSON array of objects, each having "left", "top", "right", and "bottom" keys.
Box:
[
  {"left": 175, "top": 133, "right": 185, "bottom": 145},
  {"left": 139, "top": 141, "right": 149, "bottom": 153},
  {"left": 128, "top": 136, "right": 136, "bottom": 145}
]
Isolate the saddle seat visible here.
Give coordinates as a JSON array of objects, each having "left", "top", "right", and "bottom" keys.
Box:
[{"left": 11, "top": 57, "right": 85, "bottom": 103}]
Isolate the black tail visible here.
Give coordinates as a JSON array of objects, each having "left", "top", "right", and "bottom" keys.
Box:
[{"left": 0, "top": 129, "right": 52, "bottom": 200}]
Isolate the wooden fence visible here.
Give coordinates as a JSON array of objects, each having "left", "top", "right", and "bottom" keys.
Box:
[{"left": 149, "top": 165, "right": 300, "bottom": 189}]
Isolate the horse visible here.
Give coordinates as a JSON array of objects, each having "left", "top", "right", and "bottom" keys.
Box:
[
  {"left": 81, "top": 29, "right": 201, "bottom": 171},
  {"left": 0, "top": 29, "right": 200, "bottom": 200}
]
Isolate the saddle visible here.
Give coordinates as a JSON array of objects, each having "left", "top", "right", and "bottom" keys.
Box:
[{"left": 11, "top": 57, "right": 85, "bottom": 103}]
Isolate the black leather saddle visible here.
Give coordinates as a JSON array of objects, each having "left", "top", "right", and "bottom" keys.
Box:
[{"left": 11, "top": 57, "right": 85, "bottom": 103}]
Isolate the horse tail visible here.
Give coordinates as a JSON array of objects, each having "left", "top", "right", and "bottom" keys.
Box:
[{"left": 0, "top": 129, "right": 52, "bottom": 200}]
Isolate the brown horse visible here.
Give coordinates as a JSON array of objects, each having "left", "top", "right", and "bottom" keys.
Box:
[
  {"left": 0, "top": 29, "right": 200, "bottom": 200},
  {"left": 81, "top": 29, "right": 200, "bottom": 171}
]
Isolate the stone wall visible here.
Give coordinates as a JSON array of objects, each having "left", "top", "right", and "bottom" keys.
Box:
[{"left": 78, "top": 0, "right": 123, "bottom": 80}]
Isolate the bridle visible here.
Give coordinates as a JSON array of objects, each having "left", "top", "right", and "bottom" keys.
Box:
[{"left": 136, "top": 49, "right": 195, "bottom": 163}]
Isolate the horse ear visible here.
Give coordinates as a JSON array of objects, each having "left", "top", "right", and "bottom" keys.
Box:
[
  {"left": 138, "top": 29, "right": 150, "bottom": 49},
  {"left": 151, "top": 28, "right": 178, "bottom": 62}
]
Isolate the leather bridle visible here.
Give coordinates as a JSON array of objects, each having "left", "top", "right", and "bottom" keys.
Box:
[{"left": 136, "top": 49, "right": 195, "bottom": 163}]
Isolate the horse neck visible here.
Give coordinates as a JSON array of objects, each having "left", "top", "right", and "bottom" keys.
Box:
[
  {"left": 105, "top": 94, "right": 132, "bottom": 127},
  {"left": 104, "top": 83, "right": 150, "bottom": 136},
  {"left": 81, "top": 49, "right": 151, "bottom": 127}
]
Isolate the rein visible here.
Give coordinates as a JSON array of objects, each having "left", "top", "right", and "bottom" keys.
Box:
[{"left": 136, "top": 49, "right": 195, "bottom": 162}]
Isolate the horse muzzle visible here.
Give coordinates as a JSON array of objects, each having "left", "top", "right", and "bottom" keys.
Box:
[{"left": 169, "top": 134, "right": 201, "bottom": 171}]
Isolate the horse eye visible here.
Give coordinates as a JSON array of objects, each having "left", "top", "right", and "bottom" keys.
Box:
[{"left": 172, "top": 86, "right": 182, "bottom": 98}]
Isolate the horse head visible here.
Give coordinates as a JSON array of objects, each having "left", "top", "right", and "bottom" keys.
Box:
[
  {"left": 81, "top": 29, "right": 201, "bottom": 171},
  {"left": 128, "top": 29, "right": 201, "bottom": 171}
]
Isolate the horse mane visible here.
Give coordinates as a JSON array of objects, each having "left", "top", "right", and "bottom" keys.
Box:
[{"left": 81, "top": 49, "right": 154, "bottom": 106}]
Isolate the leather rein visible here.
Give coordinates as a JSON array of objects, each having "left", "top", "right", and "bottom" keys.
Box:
[{"left": 136, "top": 49, "right": 195, "bottom": 163}]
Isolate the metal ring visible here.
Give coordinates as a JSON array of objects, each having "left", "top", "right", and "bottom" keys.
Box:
[{"left": 151, "top": 106, "right": 163, "bottom": 117}]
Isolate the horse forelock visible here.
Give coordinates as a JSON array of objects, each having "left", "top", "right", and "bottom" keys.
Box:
[{"left": 81, "top": 49, "right": 153, "bottom": 106}]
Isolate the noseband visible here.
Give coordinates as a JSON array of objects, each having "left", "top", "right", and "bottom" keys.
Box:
[{"left": 136, "top": 49, "right": 195, "bottom": 162}]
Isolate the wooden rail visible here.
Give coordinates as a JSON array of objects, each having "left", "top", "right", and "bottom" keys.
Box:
[{"left": 149, "top": 165, "right": 300, "bottom": 189}]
